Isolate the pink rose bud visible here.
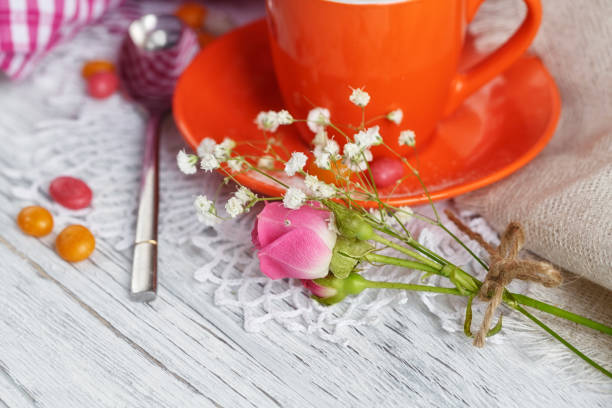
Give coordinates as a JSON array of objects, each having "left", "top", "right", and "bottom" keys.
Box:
[
  {"left": 252, "top": 202, "right": 337, "bottom": 280},
  {"left": 302, "top": 273, "right": 369, "bottom": 305},
  {"left": 301, "top": 279, "right": 338, "bottom": 299}
]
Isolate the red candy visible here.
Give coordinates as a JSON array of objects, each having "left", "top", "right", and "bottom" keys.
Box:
[
  {"left": 370, "top": 157, "right": 406, "bottom": 188},
  {"left": 49, "top": 176, "right": 93, "bottom": 210},
  {"left": 87, "top": 71, "right": 118, "bottom": 99}
]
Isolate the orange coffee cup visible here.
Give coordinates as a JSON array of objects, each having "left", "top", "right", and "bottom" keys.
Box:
[{"left": 266, "top": 0, "right": 542, "bottom": 157}]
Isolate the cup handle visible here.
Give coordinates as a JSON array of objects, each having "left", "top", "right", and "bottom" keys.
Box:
[{"left": 443, "top": 0, "right": 542, "bottom": 115}]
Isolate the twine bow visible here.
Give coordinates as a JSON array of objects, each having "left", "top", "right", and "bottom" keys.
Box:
[{"left": 445, "top": 211, "right": 562, "bottom": 347}]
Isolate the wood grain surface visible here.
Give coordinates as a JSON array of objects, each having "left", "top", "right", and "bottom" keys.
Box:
[{"left": 0, "top": 6, "right": 611, "bottom": 405}]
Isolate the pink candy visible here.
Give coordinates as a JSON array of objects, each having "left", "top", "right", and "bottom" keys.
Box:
[
  {"left": 87, "top": 71, "right": 118, "bottom": 99},
  {"left": 49, "top": 176, "right": 93, "bottom": 209},
  {"left": 370, "top": 157, "right": 405, "bottom": 188}
]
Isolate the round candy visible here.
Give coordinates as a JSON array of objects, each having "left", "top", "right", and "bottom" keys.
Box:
[
  {"left": 175, "top": 2, "right": 208, "bottom": 29},
  {"left": 81, "top": 60, "right": 115, "bottom": 79},
  {"left": 17, "top": 206, "right": 54, "bottom": 237},
  {"left": 87, "top": 71, "right": 118, "bottom": 99},
  {"left": 370, "top": 157, "right": 405, "bottom": 188},
  {"left": 49, "top": 176, "right": 92, "bottom": 210},
  {"left": 56, "top": 225, "right": 95, "bottom": 262}
]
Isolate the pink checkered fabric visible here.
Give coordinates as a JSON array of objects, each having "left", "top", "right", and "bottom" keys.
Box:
[{"left": 0, "top": 0, "right": 124, "bottom": 79}]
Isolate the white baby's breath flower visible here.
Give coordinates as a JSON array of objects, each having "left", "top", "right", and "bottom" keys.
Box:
[
  {"left": 305, "top": 175, "right": 336, "bottom": 199},
  {"left": 227, "top": 158, "right": 243, "bottom": 172},
  {"left": 323, "top": 139, "right": 340, "bottom": 158},
  {"left": 316, "top": 185, "right": 335, "bottom": 199},
  {"left": 349, "top": 87, "right": 370, "bottom": 107},
  {"left": 313, "top": 146, "right": 331, "bottom": 170},
  {"left": 343, "top": 143, "right": 361, "bottom": 160},
  {"left": 307, "top": 107, "right": 330, "bottom": 133},
  {"left": 304, "top": 174, "right": 319, "bottom": 191},
  {"left": 194, "top": 195, "right": 219, "bottom": 225},
  {"left": 234, "top": 186, "right": 255, "bottom": 204},
  {"left": 355, "top": 126, "right": 382, "bottom": 149},
  {"left": 194, "top": 195, "right": 212, "bottom": 212},
  {"left": 213, "top": 137, "right": 236, "bottom": 161},
  {"left": 200, "top": 153, "right": 220, "bottom": 172},
  {"left": 282, "top": 187, "right": 306, "bottom": 209},
  {"left": 177, "top": 150, "right": 198, "bottom": 175},
  {"left": 395, "top": 206, "right": 414, "bottom": 225},
  {"left": 399, "top": 129, "right": 416, "bottom": 147},
  {"left": 220, "top": 137, "right": 236, "bottom": 151},
  {"left": 312, "top": 129, "right": 328, "bottom": 146},
  {"left": 369, "top": 207, "right": 388, "bottom": 222},
  {"left": 343, "top": 143, "right": 372, "bottom": 172},
  {"left": 255, "top": 111, "right": 280, "bottom": 132},
  {"left": 197, "top": 138, "right": 216, "bottom": 156},
  {"left": 257, "top": 155, "right": 275, "bottom": 169},
  {"left": 277, "top": 110, "right": 294, "bottom": 125},
  {"left": 284, "top": 152, "right": 307, "bottom": 176},
  {"left": 225, "top": 196, "right": 245, "bottom": 218},
  {"left": 386, "top": 109, "right": 403, "bottom": 125},
  {"left": 347, "top": 156, "right": 371, "bottom": 172}
]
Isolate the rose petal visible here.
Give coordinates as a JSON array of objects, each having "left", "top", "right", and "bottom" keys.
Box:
[
  {"left": 254, "top": 202, "right": 336, "bottom": 250},
  {"left": 257, "top": 228, "right": 332, "bottom": 280},
  {"left": 253, "top": 202, "right": 291, "bottom": 248},
  {"left": 302, "top": 279, "right": 337, "bottom": 298}
]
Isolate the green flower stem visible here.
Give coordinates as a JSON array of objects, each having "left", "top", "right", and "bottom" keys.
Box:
[
  {"left": 512, "top": 304, "right": 612, "bottom": 379},
  {"left": 405, "top": 236, "right": 453, "bottom": 267},
  {"left": 370, "top": 233, "right": 441, "bottom": 270},
  {"left": 372, "top": 224, "right": 449, "bottom": 266},
  {"left": 365, "top": 252, "right": 612, "bottom": 336},
  {"left": 360, "top": 254, "right": 612, "bottom": 378},
  {"left": 512, "top": 294, "right": 612, "bottom": 336},
  {"left": 364, "top": 253, "right": 440, "bottom": 275},
  {"left": 364, "top": 279, "right": 464, "bottom": 296},
  {"left": 247, "top": 164, "right": 290, "bottom": 189}
]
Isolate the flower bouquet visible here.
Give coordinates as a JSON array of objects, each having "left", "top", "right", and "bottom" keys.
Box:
[{"left": 177, "top": 88, "right": 611, "bottom": 379}]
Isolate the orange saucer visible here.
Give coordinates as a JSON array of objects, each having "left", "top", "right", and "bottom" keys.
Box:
[{"left": 173, "top": 20, "right": 561, "bottom": 207}]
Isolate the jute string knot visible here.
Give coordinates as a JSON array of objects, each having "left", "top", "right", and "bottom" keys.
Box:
[{"left": 444, "top": 211, "right": 562, "bottom": 347}]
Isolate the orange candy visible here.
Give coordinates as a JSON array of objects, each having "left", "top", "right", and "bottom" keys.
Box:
[
  {"left": 307, "top": 159, "right": 351, "bottom": 186},
  {"left": 56, "top": 225, "right": 96, "bottom": 262},
  {"left": 175, "top": 2, "right": 208, "bottom": 29},
  {"left": 81, "top": 60, "right": 115, "bottom": 79},
  {"left": 17, "top": 206, "right": 54, "bottom": 237}
]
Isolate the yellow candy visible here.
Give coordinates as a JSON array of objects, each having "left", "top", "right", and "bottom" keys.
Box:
[
  {"left": 81, "top": 60, "right": 115, "bottom": 79},
  {"left": 17, "top": 206, "right": 54, "bottom": 237},
  {"left": 56, "top": 225, "right": 95, "bottom": 262}
]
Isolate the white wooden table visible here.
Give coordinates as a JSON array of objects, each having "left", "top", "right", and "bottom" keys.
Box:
[{"left": 1, "top": 3, "right": 611, "bottom": 407}]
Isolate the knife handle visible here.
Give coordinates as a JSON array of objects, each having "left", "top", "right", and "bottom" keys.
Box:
[{"left": 131, "top": 113, "right": 163, "bottom": 302}]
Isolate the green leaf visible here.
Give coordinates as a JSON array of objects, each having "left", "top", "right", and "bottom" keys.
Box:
[{"left": 329, "top": 236, "right": 373, "bottom": 279}]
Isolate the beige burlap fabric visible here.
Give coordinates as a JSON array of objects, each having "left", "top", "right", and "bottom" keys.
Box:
[{"left": 457, "top": 0, "right": 612, "bottom": 291}]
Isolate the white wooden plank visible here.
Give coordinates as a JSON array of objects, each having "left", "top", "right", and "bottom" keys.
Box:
[
  {"left": 0, "top": 361, "right": 35, "bottom": 408},
  {"left": 2, "top": 174, "right": 611, "bottom": 407},
  {"left": 0, "top": 240, "right": 219, "bottom": 408}
]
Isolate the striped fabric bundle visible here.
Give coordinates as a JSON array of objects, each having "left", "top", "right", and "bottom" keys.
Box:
[{"left": 0, "top": 0, "right": 124, "bottom": 79}]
